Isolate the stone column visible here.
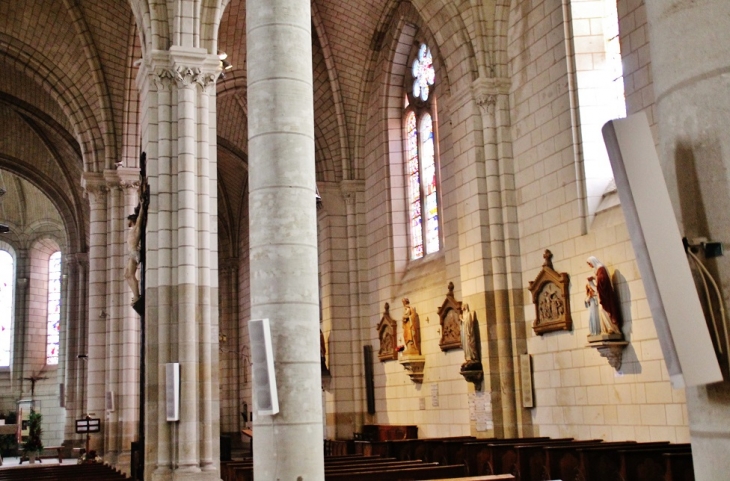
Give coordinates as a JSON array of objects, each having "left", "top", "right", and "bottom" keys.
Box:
[
  {"left": 459, "top": 77, "right": 519, "bottom": 437},
  {"left": 247, "top": 0, "right": 324, "bottom": 478},
  {"left": 137, "top": 47, "right": 221, "bottom": 481},
  {"left": 81, "top": 173, "right": 109, "bottom": 453},
  {"left": 643, "top": 1, "right": 730, "bottom": 480}
]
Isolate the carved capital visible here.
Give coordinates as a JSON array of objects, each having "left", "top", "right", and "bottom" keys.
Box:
[
  {"left": 82, "top": 173, "right": 109, "bottom": 205},
  {"left": 152, "top": 68, "right": 175, "bottom": 91},
  {"left": 195, "top": 71, "right": 218, "bottom": 93},
  {"left": 472, "top": 77, "right": 510, "bottom": 115},
  {"left": 173, "top": 65, "right": 201, "bottom": 88},
  {"left": 74, "top": 252, "right": 89, "bottom": 269},
  {"left": 340, "top": 180, "right": 365, "bottom": 205}
]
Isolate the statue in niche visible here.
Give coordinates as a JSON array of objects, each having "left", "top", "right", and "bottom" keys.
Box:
[
  {"left": 376, "top": 303, "right": 398, "bottom": 361},
  {"left": 460, "top": 304, "right": 480, "bottom": 369},
  {"left": 437, "top": 282, "right": 462, "bottom": 351},
  {"left": 401, "top": 298, "right": 421, "bottom": 355},
  {"left": 586, "top": 256, "right": 622, "bottom": 338}
]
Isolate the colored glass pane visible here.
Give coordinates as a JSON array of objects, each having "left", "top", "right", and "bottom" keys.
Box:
[
  {"left": 46, "top": 251, "right": 61, "bottom": 365},
  {"left": 420, "top": 114, "right": 439, "bottom": 254},
  {"left": 406, "top": 111, "right": 423, "bottom": 259},
  {"left": 0, "top": 251, "right": 12, "bottom": 367},
  {"left": 411, "top": 44, "right": 435, "bottom": 102}
]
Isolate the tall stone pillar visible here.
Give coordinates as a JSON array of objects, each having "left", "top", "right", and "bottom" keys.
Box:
[
  {"left": 137, "top": 47, "right": 221, "bottom": 481},
  {"left": 247, "top": 0, "right": 324, "bottom": 478},
  {"left": 643, "top": 1, "right": 730, "bottom": 480},
  {"left": 81, "top": 173, "right": 109, "bottom": 453}
]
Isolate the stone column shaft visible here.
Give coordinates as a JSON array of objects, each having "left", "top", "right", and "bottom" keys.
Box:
[
  {"left": 247, "top": 0, "right": 324, "bottom": 478},
  {"left": 82, "top": 173, "right": 109, "bottom": 453},
  {"left": 139, "top": 47, "right": 221, "bottom": 481},
  {"left": 643, "top": 1, "right": 730, "bottom": 480}
]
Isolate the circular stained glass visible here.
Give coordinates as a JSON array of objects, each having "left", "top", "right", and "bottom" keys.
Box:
[{"left": 412, "top": 44, "right": 435, "bottom": 102}]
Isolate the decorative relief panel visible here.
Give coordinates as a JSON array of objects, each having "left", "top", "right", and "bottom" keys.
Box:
[
  {"left": 375, "top": 303, "right": 398, "bottom": 362},
  {"left": 528, "top": 249, "right": 572, "bottom": 335},
  {"left": 437, "top": 282, "right": 462, "bottom": 351}
]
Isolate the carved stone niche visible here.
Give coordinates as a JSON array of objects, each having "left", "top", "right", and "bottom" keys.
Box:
[
  {"left": 438, "top": 282, "right": 463, "bottom": 351},
  {"left": 528, "top": 249, "right": 572, "bottom": 335},
  {"left": 375, "top": 303, "right": 398, "bottom": 362}
]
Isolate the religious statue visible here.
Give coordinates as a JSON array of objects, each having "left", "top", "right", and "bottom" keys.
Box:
[
  {"left": 401, "top": 298, "right": 421, "bottom": 355},
  {"left": 125, "top": 206, "right": 145, "bottom": 304},
  {"left": 460, "top": 304, "right": 480, "bottom": 369},
  {"left": 376, "top": 303, "right": 398, "bottom": 361},
  {"left": 125, "top": 179, "right": 148, "bottom": 306},
  {"left": 586, "top": 256, "right": 622, "bottom": 337},
  {"left": 437, "top": 282, "right": 462, "bottom": 351}
]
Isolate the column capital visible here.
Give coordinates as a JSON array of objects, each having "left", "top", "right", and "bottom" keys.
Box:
[
  {"left": 472, "top": 77, "right": 510, "bottom": 114},
  {"left": 103, "top": 167, "right": 141, "bottom": 192},
  {"left": 82, "top": 172, "right": 108, "bottom": 204},
  {"left": 340, "top": 180, "right": 365, "bottom": 205}
]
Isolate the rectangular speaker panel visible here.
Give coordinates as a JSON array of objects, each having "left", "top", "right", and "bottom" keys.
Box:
[
  {"left": 603, "top": 113, "right": 723, "bottom": 387},
  {"left": 165, "top": 362, "right": 180, "bottom": 421},
  {"left": 248, "top": 318, "right": 279, "bottom": 415}
]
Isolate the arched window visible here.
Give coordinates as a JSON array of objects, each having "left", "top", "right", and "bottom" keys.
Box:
[
  {"left": 569, "top": 0, "right": 627, "bottom": 218},
  {"left": 0, "top": 250, "right": 13, "bottom": 367},
  {"left": 405, "top": 43, "right": 440, "bottom": 260},
  {"left": 46, "top": 251, "right": 61, "bottom": 365}
]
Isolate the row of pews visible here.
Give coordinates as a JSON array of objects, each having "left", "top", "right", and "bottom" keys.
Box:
[
  {"left": 221, "top": 454, "right": 515, "bottom": 481},
  {"left": 223, "top": 435, "right": 693, "bottom": 480},
  {"left": 348, "top": 435, "right": 694, "bottom": 481},
  {"left": 0, "top": 463, "right": 130, "bottom": 480}
]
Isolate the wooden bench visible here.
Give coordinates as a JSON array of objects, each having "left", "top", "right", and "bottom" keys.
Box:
[
  {"left": 0, "top": 463, "right": 129, "bottom": 480},
  {"left": 618, "top": 444, "right": 692, "bottom": 481},
  {"left": 663, "top": 452, "right": 695, "bottom": 481},
  {"left": 325, "top": 463, "right": 466, "bottom": 480},
  {"left": 576, "top": 442, "right": 673, "bottom": 481}
]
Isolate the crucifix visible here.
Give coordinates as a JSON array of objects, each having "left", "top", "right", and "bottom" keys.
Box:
[{"left": 22, "top": 373, "right": 48, "bottom": 397}]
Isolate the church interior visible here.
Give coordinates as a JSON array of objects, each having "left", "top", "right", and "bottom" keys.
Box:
[{"left": 1, "top": 0, "right": 730, "bottom": 480}]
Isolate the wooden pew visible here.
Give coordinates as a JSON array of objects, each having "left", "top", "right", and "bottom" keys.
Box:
[
  {"left": 619, "top": 444, "right": 691, "bottom": 481},
  {"left": 513, "top": 439, "right": 605, "bottom": 481},
  {"left": 0, "top": 463, "right": 129, "bottom": 480},
  {"left": 576, "top": 441, "right": 672, "bottom": 481},
  {"left": 464, "top": 437, "right": 569, "bottom": 476},
  {"left": 663, "top": 452, "right": 695, "bottom": 481},
  {"left": 540, "top": 441, "right": 672, "bottom": 481},
  {"left": 325, "top": 463, "right": 466, "bottom": 480},
  {"left": 413, "top": 436, "right": 476, "bottom": 464}
]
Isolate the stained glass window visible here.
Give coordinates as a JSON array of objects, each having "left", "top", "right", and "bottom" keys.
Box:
[
  {"left": 0, "top": 251, "right": 13, "bottom": 367},
  {"left": 412, "top": 44, "right": 435, "bottom": 102},
  {"left": 405, "top": 43, "right": 440, "bottom": 260},
  {"left": 46, "top": 251, "right": 61, "bottom": 366}
]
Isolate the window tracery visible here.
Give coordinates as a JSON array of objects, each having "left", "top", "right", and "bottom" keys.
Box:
[{"left": 405, "top": 43, "right": 440, "bottom": 260}]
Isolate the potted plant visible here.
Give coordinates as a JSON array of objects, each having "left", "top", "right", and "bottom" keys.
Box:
[{"left": 23, "top": 409, "right": 43, "bottom": 464}]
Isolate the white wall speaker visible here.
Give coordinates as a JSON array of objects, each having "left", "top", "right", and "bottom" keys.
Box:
[
  {"left": 603, "top": 113, "right": 723, "bottom": 388},
  {"left": 248, "top": 318, "right": 279, "bottom": 415},
  {"left": 105, "top": 390, "right": 115, "bottom": 412},
  {"left": 165, "top": 362, "right": 180, "bottom": 421}
]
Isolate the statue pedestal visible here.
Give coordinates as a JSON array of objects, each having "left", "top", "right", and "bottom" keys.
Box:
[
  {"left": 588, "top": 340, "right": 629, "bottom": 370},
  {"left": 459, "top": 361, "right": 483, "bottom": 385},
  {"left": 399, "top": 354, "right": 425, "bottom": 383}
]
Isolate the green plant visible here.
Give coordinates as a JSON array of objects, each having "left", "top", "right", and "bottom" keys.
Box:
[
  {"left": 23, "top": 409, "right": 43, "bottom": 455},
  {"left": 0, "top": 411, "right": 17, "bottom": 457}
]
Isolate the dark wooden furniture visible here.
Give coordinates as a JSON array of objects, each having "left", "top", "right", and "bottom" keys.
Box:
[{"left": 361, "top": 424, "right": 418, "bottom": 441}]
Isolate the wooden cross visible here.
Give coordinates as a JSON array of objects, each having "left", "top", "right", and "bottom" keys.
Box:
[{"left": 22, "top": 373, "right": 48, "bottom": 397}]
